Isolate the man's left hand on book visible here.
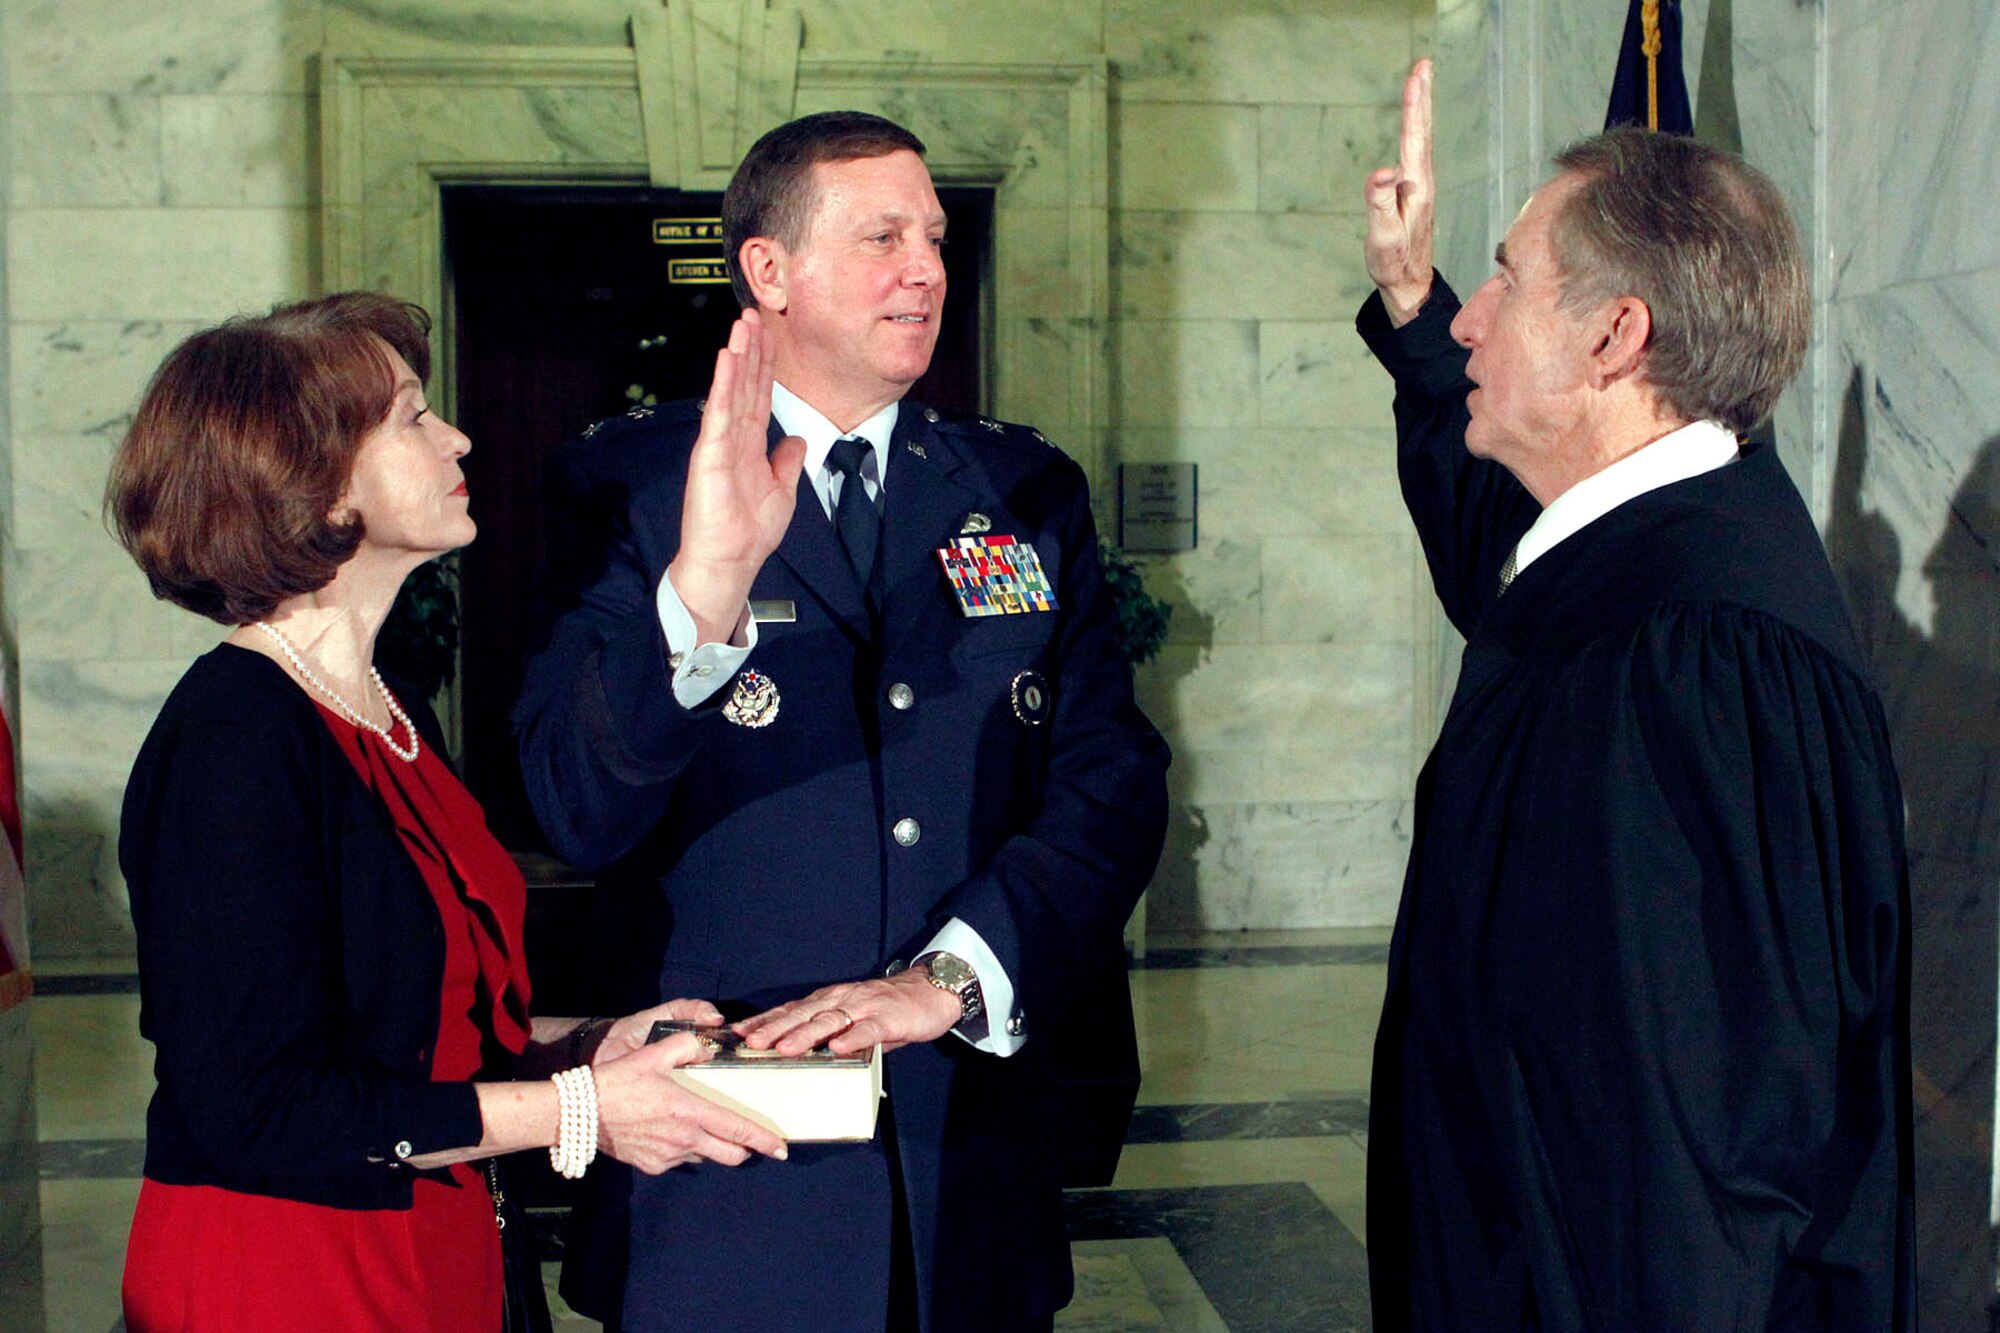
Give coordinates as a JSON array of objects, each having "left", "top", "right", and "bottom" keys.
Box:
[{"left": 735, "top": 969, "right": 961, "bottom": 1058}]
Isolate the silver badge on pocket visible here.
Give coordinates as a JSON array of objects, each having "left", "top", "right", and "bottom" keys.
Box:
[{"left": 1010, "top": 670, "right": 1051, "bottom": 726}]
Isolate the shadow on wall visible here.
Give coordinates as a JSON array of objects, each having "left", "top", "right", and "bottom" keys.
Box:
[
  {"left": 1823, "top": 366, "right": 2000, "bottom": 1331},
  {"left": 23, "top": 794, "right": 129, "bottom": 957},
  {"left": 1128, "top": 555, "right": 1213, "bottom": 928}
]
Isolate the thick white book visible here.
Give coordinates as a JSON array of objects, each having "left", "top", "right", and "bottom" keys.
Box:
[{"left": 648, "top": 1021, "right": 884, "bottom": 1142}]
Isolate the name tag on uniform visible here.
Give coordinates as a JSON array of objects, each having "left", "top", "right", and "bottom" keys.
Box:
[
  {"left": 937, "top": 535, "right": 1058, "bottom": 617},
  {"left": 750, "top": 599, "right": 796, "bottom": 623}
]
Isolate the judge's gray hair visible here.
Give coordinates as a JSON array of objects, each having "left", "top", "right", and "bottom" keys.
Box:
[{"left": 1549, "top": 128, "right": 1809, "bottom": 436}]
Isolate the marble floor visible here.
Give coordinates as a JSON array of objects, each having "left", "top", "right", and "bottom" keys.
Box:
[{"left": 19, "top": 928, "right": 1387, "bottom": 1332}]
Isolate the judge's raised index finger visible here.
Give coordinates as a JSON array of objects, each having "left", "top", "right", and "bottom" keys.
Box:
[{"left": 1400, "top": 59, "right": 1435, "bottom": 189}]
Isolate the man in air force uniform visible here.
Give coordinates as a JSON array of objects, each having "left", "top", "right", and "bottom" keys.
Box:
[{"left": 515, "top": 111, "right": 1169, "bottom": 1332}]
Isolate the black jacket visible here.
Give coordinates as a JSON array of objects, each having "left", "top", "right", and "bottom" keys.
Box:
[{"left": 123, "top": 644, "right": 485, "bottom": 1209}]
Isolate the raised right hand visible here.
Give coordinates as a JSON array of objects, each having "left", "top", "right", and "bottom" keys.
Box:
[
  {"left": 1363, "top": 58, "right": 1436, "bottom": 327},
  {"left": 591, "top": 1030, "right": 789, "bottom": 1174},
  {"left": 666, "top": 308, "right": 808, "bottom": 643}
]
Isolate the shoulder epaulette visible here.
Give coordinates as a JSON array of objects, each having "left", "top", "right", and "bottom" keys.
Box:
[
  {"left": 576, "top": 397, "right": 702, "bottom": 443},
  {"left": 929, "top": 408, "right": 1056, "bottom": 451}
]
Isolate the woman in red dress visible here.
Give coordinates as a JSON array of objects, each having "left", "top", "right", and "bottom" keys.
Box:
[{"left": 106, "top": 292, "right": 789, "bottom": 1331}]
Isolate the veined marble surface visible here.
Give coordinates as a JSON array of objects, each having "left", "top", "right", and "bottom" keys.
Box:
[{"left": 6, "top": 0, "right": 1430, "bottom": 962}]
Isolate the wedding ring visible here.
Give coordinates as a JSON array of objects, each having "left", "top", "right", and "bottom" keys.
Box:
[{"left": 822, "top": 1007, "right": 856, "bottom": 1028}]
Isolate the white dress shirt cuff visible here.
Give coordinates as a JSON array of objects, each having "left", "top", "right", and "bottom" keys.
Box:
[
  {"left": 655, "top": 568, "right": 757, "bottom": 709},
  {"left": 922, "top": 917, "right": 1025, "bottom": 1057}
]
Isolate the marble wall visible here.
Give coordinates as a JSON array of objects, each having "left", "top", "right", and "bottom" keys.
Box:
[
  {"left": 2, "top": 0, "right": 1429, "bottom": 957},
  {"left": 1437, "top": 0, "right": 2000, "bottom": 1320},
  {"left": 0, "top": 12, "right": 48, "bottom": 1316},
  {"left": 1109, "top": 0, "right": 1427, "bottom": 930}
]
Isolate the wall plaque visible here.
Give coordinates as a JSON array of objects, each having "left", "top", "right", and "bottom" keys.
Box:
[
  {"left": 1118, "top": 463, "right": 1197, "bottom": 553},
  {"left": 653, "top": 218, "right": 724, "bottom": 244}
]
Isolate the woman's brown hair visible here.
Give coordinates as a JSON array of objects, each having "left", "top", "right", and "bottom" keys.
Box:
[{"left": 106, "top": 292, "right": 433, "bottom": 625}]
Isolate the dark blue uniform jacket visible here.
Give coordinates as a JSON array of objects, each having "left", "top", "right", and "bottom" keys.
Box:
[{"left": 515, "top": 398, "right": 1170, "bottom": 1332}]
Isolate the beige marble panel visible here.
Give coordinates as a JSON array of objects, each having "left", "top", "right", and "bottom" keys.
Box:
[
  {"left": 992, "top": 316, "right": 1079, "bottom": 439},
  {"left": 1138, "top": 642, "right": 1409, "bottom": 753},
  {"left": 12, "top": 540, "right": 192, "bottom": 662},
  {"left": 1115, "top": 427, "right": 1406, "bottom": 538},
  {"left": 20, "top": 660, "right": 191, "bottom": 957},
  {"left": 1112, "top": 320, "right": 1258, "bottom": 428},
  {"left": 1878, "top": 0, "right": 2000, "bottom": 283},
  {"left": 31, "top": 993, "right": 150, "bottom": 1143},
  {"left": 363, "top": 84, "right": 647, "bottom": 175},
  {"left": 161, "top": 94, "right": 314, "bottom": 207},
  {"left": 1140, "top": 535, "right": 1262, "bottom": 647},
  {"left": 6, "top": 95, "right": 162, "bottom": 207},
  {"left": 1257, "top": 319, "right": 1397, "bottom": 430},
  {"left": 797, "top": 0, "right": 1106, "bottom": 62},
  {"left": 1158, "top": 745, "right": 1264, "bottom": 807},
  {"left": 321, "top": 0, "right": 630, "bottom": 55},
  {"left": 1114, "top": 210, "right": 1372, "bottom": 321},
  {"left": 12, "top": 435, "right": 118, "bottom": 553},
  {"left": 1232, "top": 799, "right": 1409, "bottom": 922},
  {"left": 1827, "top": 18, "right": 1884, "bottom": 301},
  {"left": 1261, "top": 532, "right": 1414, "bottom": 645},
  {"left": 5, "top": 0, "right": 323, "bottom": 94},
  {"left": 787, "top": 83, "right": 1073, "bottom": 210},
  {"left": 1115, "top": 103, "right": 1260, "bottom": 213},
  {"left": 9, "top": 321, "right": 206, "bottom": 442},
  {"left": 8, "top": 207, "right": 314, "bottom": 322},
  {"left": 1263, "top": 734, "right": 1412, "bottom": 804},
  {"left": 1108, "top": 0, "right": 1417, "bottom": 106},
  {"left": 993, "top": 207, "right": 1077, "bottom": 322},
  {"left": 1259, "top": 103, "right": 1400, "bottom": 216}
]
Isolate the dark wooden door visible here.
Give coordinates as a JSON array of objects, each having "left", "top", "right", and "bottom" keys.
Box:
[{"left": 443, "top": 184, "right": 991, "bottom": 852}]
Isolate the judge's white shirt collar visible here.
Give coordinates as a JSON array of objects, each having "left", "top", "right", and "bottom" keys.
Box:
[
  {"left": 770, "top": 381, "right": 899, "bottom": 518},
  {"left": 1511, "top": 418, "right": 1740, "bottom": 578}
]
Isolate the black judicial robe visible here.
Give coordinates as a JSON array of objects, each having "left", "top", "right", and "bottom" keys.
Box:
[{"left": 1357, "top": 282, "right": 1916, "bottom": 1332}]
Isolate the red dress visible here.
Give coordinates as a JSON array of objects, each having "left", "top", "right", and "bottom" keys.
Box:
[{"left": 124, "top": 703, "right": 534, "bottom": 1332}]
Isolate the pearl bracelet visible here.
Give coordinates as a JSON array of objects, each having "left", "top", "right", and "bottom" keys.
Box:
[{"left": 549, "top": 1065, "right": 599, "bottom": 1180}]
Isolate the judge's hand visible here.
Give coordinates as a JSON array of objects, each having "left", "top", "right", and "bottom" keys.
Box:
[
  {"left": 1363, "top": 58, "right": 1436, "bottom": 327},
  {"left": 734, "top": 970, "right": 962, "bottom": 1058},
  {"left": 589, "top": 1021, "right": 790, "bottom": 1174},
  {"left": 667, "top": 308, "right": 808, "bottom": 644}
]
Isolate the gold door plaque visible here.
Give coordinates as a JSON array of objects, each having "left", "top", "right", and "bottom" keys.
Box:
[
  {"left": 652, "top": 218, "right": 724, "bottom": 244},
  {"left": 667, "top": 258, "right": 732, "bottom": 285}
]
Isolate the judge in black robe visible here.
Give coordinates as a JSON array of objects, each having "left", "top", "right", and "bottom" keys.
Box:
[{"left": 1355, "top": 273, "right": 1917, "bottom": 1329}]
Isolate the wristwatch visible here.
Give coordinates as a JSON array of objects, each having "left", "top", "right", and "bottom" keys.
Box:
[{"left": 913, "top": 950, "right": 985, "bottom": 1033}]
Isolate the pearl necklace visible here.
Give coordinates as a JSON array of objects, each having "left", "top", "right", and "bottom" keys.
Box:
[{"left": 256, "top": 622, "right": 421, "bottom": 764}]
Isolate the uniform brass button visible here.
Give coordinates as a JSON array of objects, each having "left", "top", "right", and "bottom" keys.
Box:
[
  {"left": 394, "top": 1140, "right": 414, "bottom": 1159},
  {"left": 887, "top": 682, "right": 914, "bottom": 710},
  {"left": 892, "top": 818, "right": 922, "bottom": 847}
]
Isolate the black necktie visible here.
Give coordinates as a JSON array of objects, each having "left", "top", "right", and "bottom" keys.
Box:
[{"left": 826, "top": 435, "right": 880, "bottom": 590}]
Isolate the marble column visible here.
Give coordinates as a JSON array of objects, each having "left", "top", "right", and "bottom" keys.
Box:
[{"left": 0, "top": 6, "right": 50, "bottom": 1322}]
